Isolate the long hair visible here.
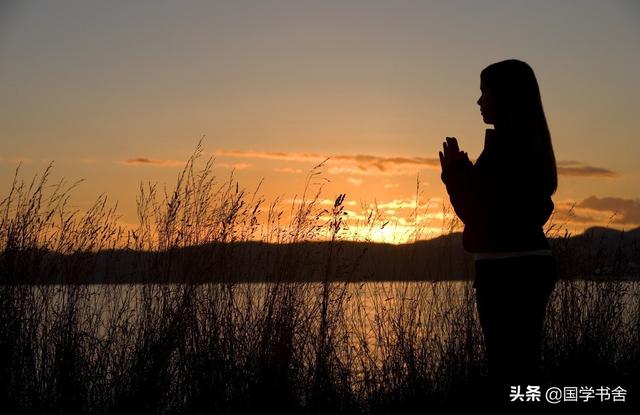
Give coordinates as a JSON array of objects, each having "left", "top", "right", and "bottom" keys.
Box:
[{"left": 480, "top": 59, "right": 558, "bottom": 195}]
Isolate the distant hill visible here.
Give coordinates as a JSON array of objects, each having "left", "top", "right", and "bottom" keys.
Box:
[
  {"left": 1, "top": 226, "right": 638, "bottom": 284},
  {"left": 549, "top": 226, "right": 640, "bottom": 279},
  {"left": 581, "top": 226, "right": 640, "bottom": 244}
]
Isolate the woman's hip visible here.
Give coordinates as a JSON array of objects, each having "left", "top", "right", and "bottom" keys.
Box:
[{"left": 473, "top": 254, "right": 558, "bottom": 289}]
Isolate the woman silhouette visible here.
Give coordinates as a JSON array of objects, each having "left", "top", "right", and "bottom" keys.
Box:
[{"left": 439, "top": 59, "right": 558, "bottom": 404}]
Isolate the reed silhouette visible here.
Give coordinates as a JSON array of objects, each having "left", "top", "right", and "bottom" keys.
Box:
[{"left": 0, "top": 140, "right": 638, "bottom": 413}]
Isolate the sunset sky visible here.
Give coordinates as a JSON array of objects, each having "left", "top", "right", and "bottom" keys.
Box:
[{"left": 1, "top": 0, "right": 639, "bottom": 243}]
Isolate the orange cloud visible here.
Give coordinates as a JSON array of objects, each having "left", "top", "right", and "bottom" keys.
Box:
[
  {"left": 550, "top": 197, "right": 640, "bottom": 226},
  {"left": 273, "top": 167, "right": 304, "bottom": 174},
  {"left": 550, "top": 200, "right": 602, "bottom": 224},
  {"left": 214, "top": 149, "right": 325, "bottom": 162},
  {"left": 119, "top": 158, "right": 186, "bottom": 167},
  {"left": 578, "top": 196, "right": 640, "bottom": 224}
]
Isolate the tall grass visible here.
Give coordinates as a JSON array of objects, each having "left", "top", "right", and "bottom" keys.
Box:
[{"left": 1, "top": 140, "right": 638, "bottom": 413}]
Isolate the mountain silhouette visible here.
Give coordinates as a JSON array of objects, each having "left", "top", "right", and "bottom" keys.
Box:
[{"left": 1, "top": 226, "right": 638, "bottom": 284}]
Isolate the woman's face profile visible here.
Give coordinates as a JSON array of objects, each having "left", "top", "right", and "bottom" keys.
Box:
[{"left": 477, "top": 80, "right": 496, "bottom": 125}]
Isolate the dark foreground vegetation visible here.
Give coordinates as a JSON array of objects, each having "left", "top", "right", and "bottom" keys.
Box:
[{"left": 1, "top": 140, "right": 639, "bottom": 413}]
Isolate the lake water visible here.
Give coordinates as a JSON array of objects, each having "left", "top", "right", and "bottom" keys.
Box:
[{"left": 17, "top": 279, "right": 639, "bottom": 368}]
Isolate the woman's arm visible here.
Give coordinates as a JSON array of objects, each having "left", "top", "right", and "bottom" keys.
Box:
[
  {"left": 440, "top": 154, "right": 488, "bottom": 225},
  {"left": 439, "top": 136, "right": 489, "bottom": 225}
]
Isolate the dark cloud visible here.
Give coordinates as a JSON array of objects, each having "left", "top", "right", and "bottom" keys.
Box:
[
  {"left": 217, "top": 149, "right": 616, "bottom": 178},
  {"left": 215, "top": 149, "right": 439, "bottom": 176},
  {"left": 556, "top": 161, "right": 619, "bottom": 177},
  {"left": 120, "top": 158, "right": 185, "bottom": 167}
]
